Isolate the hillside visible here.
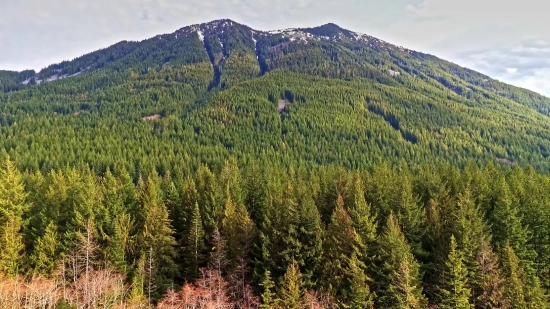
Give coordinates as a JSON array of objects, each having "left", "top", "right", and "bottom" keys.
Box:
[
  {"left": 1, "top": 19, "right": 550, "bottom": 174},
  {"left": 2, "top": 19, "right": 550, "bottom": 308}
]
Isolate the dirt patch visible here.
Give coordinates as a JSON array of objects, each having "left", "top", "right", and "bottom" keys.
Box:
[
  {"left": 496, "top": 157, "right": 516, "bottom": 166},
  {"left": 142, "top": 114, "right": 162, "bottom": 121},
  {"left": 278, "top": 100, "right": 288, "bottom": 112},
  {"left": 73, "top": 110, "right": 90, "bottom": 116}
]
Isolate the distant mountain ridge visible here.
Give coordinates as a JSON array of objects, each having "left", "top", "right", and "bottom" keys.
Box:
[{"left": 1, "top": 19, "right": 550, "bottom": 172}]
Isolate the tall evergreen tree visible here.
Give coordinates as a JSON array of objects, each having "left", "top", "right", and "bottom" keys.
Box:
[
  {"left": 0, "top": 157, "right": 29, "bottom": 227},
  {"left": 276, "top": 260, "right": 306, "bottom": 309},
  {"left": 373, "top": 214, "right": 426, "bottom": 309},
  {"left": 500, "top": 244, "right": 528, "bottom": 309},
  {"left": 296, "top": 192, "right": 323, "bottom": 283},
  {"left": 30, "top": 221, "right": 60, "bottom": 275},
  {"left": 438, "top": 235, "right": 472, "bottom": 309},
  {"left": 345, "top": 173, "right": 377, "bottom": 252},
  {"left": 184, "top": 202, "right": 206, "bottom": 281},
  {"left": 0, "top": 216, "right": 25, "bottom": 277},
  {"left": 137, "top": 174, "right": 178, "bottom": 297},
  {"left": 106, "top": 212, "right": 133, "bottom": 274}
]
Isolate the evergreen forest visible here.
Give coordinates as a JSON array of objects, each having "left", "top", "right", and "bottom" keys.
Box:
[{"left": 1, "top": 19, "right": 550, "bottom": 308}]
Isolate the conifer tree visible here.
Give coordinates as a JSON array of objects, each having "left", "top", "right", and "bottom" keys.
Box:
[
  {"left": 501, "top": 244, "right": 528, "bottom": 309},
  {"left": 393, "top": 164, "right": 426, "bottom": 258},
  {"left": 321, "top": 195, "right": 372, "bottom": 304},
  {"left": 0, "top": 216, "right": 25, "bottom": 277},
  {"left": 0, "top": 157, "right": 29, "bottom": 227},
  {"left": 277, "top": 260, "right": 306, "bottom": 309},
  {"left": 138, "top": 174, "right": 178, "bottom": 297},
  {"left": 260, "top": 269, "right": 276, "bottom": 309},
  {"left": 347, "top": 253, "right": 374, "bottom": 309},
  {"left": 439, "top": 235, "right": 472, "bottom": 309},
  {"left": 195, "top": 166, "right": 223, "bottom": 241},
  {"left": 490, "top": 175, "right": 536, "bottom": 271},
  {"left": 30, "top": 221, "right": 60, "bottom": 275},
  {"left": 184, "top": 202, "right": 206, "bottom": 281},
  {"left": 345, "top": 174, "right": 377, "bottom": 252},
  {"left": 221, "top": 189, "right": 255, "bottom": 269},
  {"left": 297, "top": 193, "right": 323, "bottom": 283},
  {"left": 106, "top": 212, "right": 133, "bottom": 274},
  {"left": 455, "top": 188, "right": 491, "bottom": 302},
  {"left": 243, "top": 161, "right": 267, "bottom": 224},
  {"left": 374, "top": 214, "right": 426, "bottom": 309}
]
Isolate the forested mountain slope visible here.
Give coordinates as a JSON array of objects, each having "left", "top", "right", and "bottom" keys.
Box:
[
  {"left": 3, "top": 19, "right": 550, "bottom": 308},
  {"left": 1, "top": 19, "right": 550, "bottom": 173}
]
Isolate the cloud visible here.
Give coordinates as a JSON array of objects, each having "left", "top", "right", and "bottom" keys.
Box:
[
  {"left": 1, "top": 0, "right": 549, "bottom": 96},
  {"left": 454, "top": 40, "right": 550, "bottom": 95},
  {"left": 384, "top": 0, "right": 550, "bottom": 96}
]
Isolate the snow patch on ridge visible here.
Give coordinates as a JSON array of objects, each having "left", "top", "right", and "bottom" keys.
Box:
[{"left": 197, "top": 30, "right": 204, "bottom": 42}]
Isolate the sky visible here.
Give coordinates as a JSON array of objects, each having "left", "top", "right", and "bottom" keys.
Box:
[{"left": 2, "top": 0, "right": 550, "bottom": 96}]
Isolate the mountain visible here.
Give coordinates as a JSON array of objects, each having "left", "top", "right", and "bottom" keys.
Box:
[
  {"left": 1, "top": 19, "right": 550, "bottom": 173},
  {"left": 4, "top": 19, "right": 550, "bottom": 308}
]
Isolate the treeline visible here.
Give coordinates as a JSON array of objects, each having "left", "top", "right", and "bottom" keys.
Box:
[{"left": 1, "top": 156, "right": 550, "bottom": 308}]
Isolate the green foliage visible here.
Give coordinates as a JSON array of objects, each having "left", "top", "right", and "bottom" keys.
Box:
[
  {"left": 276, "top": 260, "right": 306, "bottom": 309},
  {"left": 439, "top": 235, "right": 472, "bottom": 309},
  {"left": 373, "top": 214, "right": 426, "bottom": 309},
  {"left": 2, "top": 19, "right": 550, "bottom": 307},
  {"left": 0, "top": 216, "right": 25, "bottom": 277},
  {"left": 30, "top": 221, "right": 59, "bottom": 275}
]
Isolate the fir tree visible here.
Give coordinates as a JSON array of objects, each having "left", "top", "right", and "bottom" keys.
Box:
[
  {"left": 0, "top": 157, "right": 29, "bottom": 228},
  {"left": 297, "top": 192, "right": 323, "bottom": 283},
  {"left": 0, "top": 216, "right": 25, "bottom": 277},
  {"left": 138, "top": 174, "right": 178, "bottom": 297},
  {"left": 345, "top": 173, "right": 377, "bottom": 253},
  {"left": 439, "top": 235, "right": 472, "bottom": 309},
  {"left": 501, "top": 244, "right": 528, "bottom": 309},
  {"left": 374, "top": 214, "right": 426, "bottom": 309},
  {"left": 30, "top": 221, "right": 59, "bottom": 275},
  {"left": 346, "top": 253, "right": 374, "bottom": 309},
  {"left": 106, "top": 212, "right": 133, "bottom": 274},
  {"left": 184, "top": 202, "right": 206, "bottom": 281},
  {"left": 277, "top": 260, "right": 306, "bottom": 309},
  {"left": 260, "top": 269, "right": 276, "bottom": 309}
]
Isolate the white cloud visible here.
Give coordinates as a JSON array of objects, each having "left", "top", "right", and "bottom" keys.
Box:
[{"left": 1, "top": 0, "right": 550, "bottom": 96}]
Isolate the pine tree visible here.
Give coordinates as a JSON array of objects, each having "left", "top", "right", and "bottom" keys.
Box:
[
  {"left": 244, "top": 161, "right": 267, "bottom": 224},
  {"left": 221, "top": 189, "right": 255, "bottom": 270},
  {"left": 128, "top": 254, "right": 150, "bottom": 307},
  {"left": 0, "top": 216, "right": 25, "bottom": 277},
  {"left": 321, "top": 195, "right": 372, "bottom": 305},
  {"left": 374, "top": 214, "right": 426, "bottom": 309},
  {"left": 439, "top": 235, "right": 472, "bottom": 309},
  {"left": 195, "top": 166, "right": 223, "bottom": 240},
  {"left": 30, "top": 221, "right": 59, "bottom": 275},
  {"left": 501, "top": 244, "right": 528, "bottom": 309},
  {"left": 347, "top": 253, "right": 374, "bottom": 309},
  {"left": 106, "top": 212, "right": 133, "bottom": 274},
  {"left": 393, "top": 163, "right": 425, "bottom": 258},
  {"left": 277, "top": 260, "right": 306, "bottom": 309},
  {"left": 297, "top": 192, "right": 323, "bottom": 283},
  {"left": 260, "top": 269, "right": 276, "bottom": 309},
  {"left": 345, "top": 173, "right": 377, "bottom": 252},
  {"left": 490, "top": 175, "right": 536, "bottom": 272},
  {"left": 138, "top": 174, "right": 178, "bottom": 297},
  {"left": 0, "top": 157, "right": 29, "bottom": 226},
  {"left": 455, "top": 188, "right": 491, "bottom": 302},
  {"left": 184, "top": 202, "right": 206, "bottom": 281}
]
